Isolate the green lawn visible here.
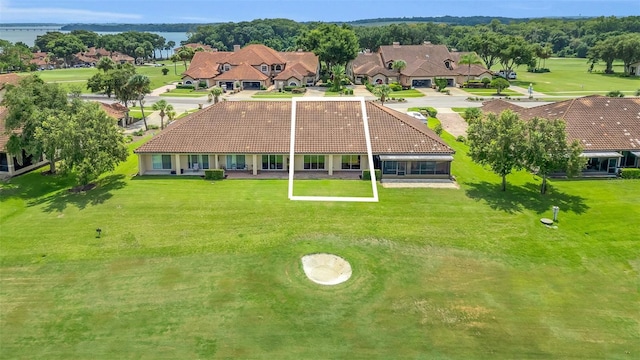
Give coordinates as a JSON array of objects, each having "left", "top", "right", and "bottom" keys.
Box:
[
  {"left": 500, "top": 58, "right": 640, "bottom": 95},
  {"left": 160, "top": 88, "right": 208, "bottom": 98},
  {"left": 1, "top": 136, "right": 638, "bottom": 358},
  {"left": 462, "top": 88, "right": 522, "bottom": 96},
  {"left": 389, "top": 89, "right": 425, "bottom": 97},
  {"left": 20, "top": 61, "right": 188, "bottom": 92}
]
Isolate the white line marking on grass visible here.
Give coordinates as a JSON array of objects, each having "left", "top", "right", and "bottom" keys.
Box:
[{"left": 288, "top": 97, "right": 378, "bottom": 202}]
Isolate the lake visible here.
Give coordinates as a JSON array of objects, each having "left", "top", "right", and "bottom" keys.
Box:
[{"left": 0, "top": 27, "right": 189, "bottom": 56}]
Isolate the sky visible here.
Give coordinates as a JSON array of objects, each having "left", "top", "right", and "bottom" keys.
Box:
[{"left": 0, "top": 0, "right": 638, "bottom": 24}]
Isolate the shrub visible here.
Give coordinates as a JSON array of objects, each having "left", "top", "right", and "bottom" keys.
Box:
[
  {"left": 365, "top": 82, "right": 374, "bottom": 92},
  {"left": 361, "top": 169, "right": 381, "bottom": 181},
  {"left": 456, "top": 135, "right": 466, "bottom": 142},
  {"left": 198, "top": 81, "right": 207, "bottom": 89},
  {"left": 636, "top": 89, "right": 640, "bottom": 96},
  {"left": 147, "top": 124, "right": 160, "bottom": 130},
  {"left": 283, "top": 86, "right": 295, "bottom": 92},
  {"left": 433, "top": 123, "right": 443, "bottom": 135},
  {"left": 606, "top": 90, "right": 625, "bottom": 98},
  {"left": 291, "top": 87, "right": 306, "bottom": 94},
  {"left": 620, "top": 168, "right": 640, "bottom": 179},
  {"left": 176, "top": 84, "right": 195, "bottom": 90},
  {"left": 204, "top": 169, "right": 225, "bottom": 180},
  {"left": 161, "top": 68, "right": 169, "bottom": 75},
  {"left": 481, "top": 77, "right": 491, "bottom": 85},
  {"left": 132, "top": 129, "right": 145, "bottom": 136},
  {"left": 389, "top": 82, "right": 402, "bottom": 91}
]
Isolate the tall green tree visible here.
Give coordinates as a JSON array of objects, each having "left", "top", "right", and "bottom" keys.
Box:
[
  {"left": 466, "top": 110, "right": 527, "bottom": 191},
  {"left": 588, "top": 36, "right": 618, "bottom": 74},
  {"left": 151, "top": 99, "right": 174, "bottom": 130},
  {"left": 458, "top": 52, "right": 482, "bottom": 83},
  {"left": 615, "top": 33, "right": 640, "bottom": 75},
  {"left": 126, "top": 74, "right": 151, "bottom": 130},
  {"left": 524, "top": 117, "right": 585, "bottom": 194},
  {"left": 58, "top": 100, "right": 128, "bottom": 187},
  {"left": 177, "top": 47, "right": 195, "bottom": 69},
  {"left": 497, "top": 36, "right": 535, "bottom": 73},
  {"left": 462, "top": 32, "right": 502, "bottom": 69},
  {"left": 164, "top": 40, "right": 176, "bottom": 59},
  {"left": 96, "top": 56, "right": 115, "bottom": 73},
  {"left": 47, "top": 35, "right": 86, "bottom": 68},
  {"left": 2, "top": 76, "right": 69, "bottom": 173},
  {"left": 297, "top": 24, "right": 359, "bottom": 69}
]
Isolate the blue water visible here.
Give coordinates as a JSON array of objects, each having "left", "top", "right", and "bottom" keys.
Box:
[{"left": 0, "top": 27, "right": 188, "bottom": 56}]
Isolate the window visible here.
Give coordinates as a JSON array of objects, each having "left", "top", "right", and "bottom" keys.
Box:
[
  {"left": 303, "top": 155, "right": 325, "bottom": 170},
  {"left": 261, "top": 65, "right": 268, "bottom": 73},
  {"left": 275, "top": 64, "right": 282, "bottom": 71},
  {"left": 341, "top": 155, "right": 361, "bottom": 170},
  {"left": 383, "top": 161, "right": 397, "bottom": 174},
  {"left": 289, "top": 81, "right": 298, "bottom": 86},
  {"left": 387, "top": 62, "right": 393, "bottom": 70},
  {"left": 262, "top": 155, "right": 283, "bottom": 170},
  {"left": 223, "top": 64, "right": 230, "bottom": 71},
  {"left": 152, "top": 155, "right": 172, "bottom": 170},
  {"left": 226, "top": 154, "right": 246, "bottom": 170},
  {"left": 410, "top": 161, "right": 435, "bottom": 174},
  {"left": 189, "top": 154, "right": 209, "bottom": 169}
]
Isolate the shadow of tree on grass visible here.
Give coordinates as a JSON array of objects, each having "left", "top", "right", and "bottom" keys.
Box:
[
  {"left": 27, "top": 174, "right": 127, "bottom": 213},
  {"left": 464, "top": 181, "right": 589, "bottom": 215}
]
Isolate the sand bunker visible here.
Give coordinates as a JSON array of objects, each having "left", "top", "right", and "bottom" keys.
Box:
[{"left": 301, "top": 253, "right": 352, "bottom": 285}]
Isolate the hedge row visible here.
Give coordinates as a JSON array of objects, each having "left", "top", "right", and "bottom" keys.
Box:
[
  {"left": 204, "top": 169, "right": 225, "bottom": 180},
  {"left": 620, "top": 168, "right": 640, "bottom": 179},
  {"left": 362, "top": 169, "right": 382, "bottom": 181}
]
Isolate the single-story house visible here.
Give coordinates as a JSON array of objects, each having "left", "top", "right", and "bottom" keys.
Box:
[
  {"left": 0, "top": 106, "right": 48, "bottom": 178},
  {"left": 98, "top": 102, "right": 130, "bottom": 127},
  {"left": 181, "top": 44, "right": 320, "bottom": 91},
  {"left": 73, "top": 47, "right": 134, "bottom": 67},
  {"left": 348, "top": 42, "right": 492, "bottom": 87},
  {"left": 482, "top": 96, "right": 640, "bottom": 176},
  {"left": 625, "top": 61, "right": 640, "bottom": 76},
  {"left": 135, "top": 100, "right": 455, "bottom": 180}
]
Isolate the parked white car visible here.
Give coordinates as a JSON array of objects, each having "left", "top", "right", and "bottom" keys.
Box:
[
  {"left": 496, "top": 70, "right": 517, "bottom": 79},
  {"left": 406, "top": 111, "right": 428, "bottom": 123}
]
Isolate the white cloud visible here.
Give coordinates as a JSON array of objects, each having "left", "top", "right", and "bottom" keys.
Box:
[{"left": 0, "top": 0, "right": 142, "bottom": 22}]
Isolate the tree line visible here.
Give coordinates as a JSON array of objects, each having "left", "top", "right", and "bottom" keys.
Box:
[{"left": 2, "top": 16, "right": 639, "bottom": 74}]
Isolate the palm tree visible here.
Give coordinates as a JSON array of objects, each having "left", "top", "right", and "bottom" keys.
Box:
[
  {"left": 208, "top": 86, "right": 223, "bottom": 104},
  {"left": 126, "top": 74, "right": 151, "bottom": 130},
  {"left": 392, "top": 59, "right": 407, "bottom": 83},
  {"left": 372, "top": 84, "right": 391, "bottom": 106},
  {"left": 330, "top": 64, "right": 346, "bottom": 92},
  {"left": 165, "top": 41, "right": 175, "bottom": 60},
  {"left": 96, "top": 56, "right": 115, "bottom": 73},
  {"left": 458, "top": 53, "right": 483, "bottom": 84},
  {"left": 169, "top": 54, "right": 180, "bottom": 75},
  {"left": 152, "top": 99, "right": 174, "bottom": 130}
]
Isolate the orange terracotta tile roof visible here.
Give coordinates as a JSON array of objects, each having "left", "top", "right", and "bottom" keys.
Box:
[
  {"left": 0, "top": 73, "right": 21, "bottom": 90},
  {"left": 98, "top": 102, "right": 127, "bottom": 119},
  {"left": 278, "top": 52, "right": 319, "bottom": 74},
  {"left": 274, "top": 63, "right": 308, "bottom": 81},
  {"left": 228, "top": 44, "right": 286, "bottom": 66},
  {"left": 481, "top": 96, "right": 640, "bottom": 151},
  {"left": 135, "top": 101, "right": 453, "bottom": 155},
  {"left": 214, "top": 64, "right": 269, "bottom": 81},
  {"left": 182, "top": 51, "right": 230, "bottom": 79},
  {"left": 353, "top": 44, "right": 490, "bottom": 78}
]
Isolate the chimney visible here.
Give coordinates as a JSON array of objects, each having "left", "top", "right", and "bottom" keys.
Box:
[
  {"left": 365, "top": 48, "right": 371, "bottom": 53},
  {"left": 423, "top": 41, "right": 432, "bottom": 45},
  {"left": 233, "top": 45, "right": 241, "bottom": 52},
  {"left": 212, "top": 48, "right": 218, "bottom": 52},
  {"left": 392, "top": 42, "right": 400, "bottom": 47}
]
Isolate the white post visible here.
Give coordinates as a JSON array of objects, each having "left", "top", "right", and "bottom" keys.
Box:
[
  {"left": 328, "top": 155, "right": 333, "bottom": 176},
  {"left": 175, "top": 154, "right": 181, "bottom": 175},
  {"left": 253, "top": 155, "right": 258, "bottom": 175}
]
